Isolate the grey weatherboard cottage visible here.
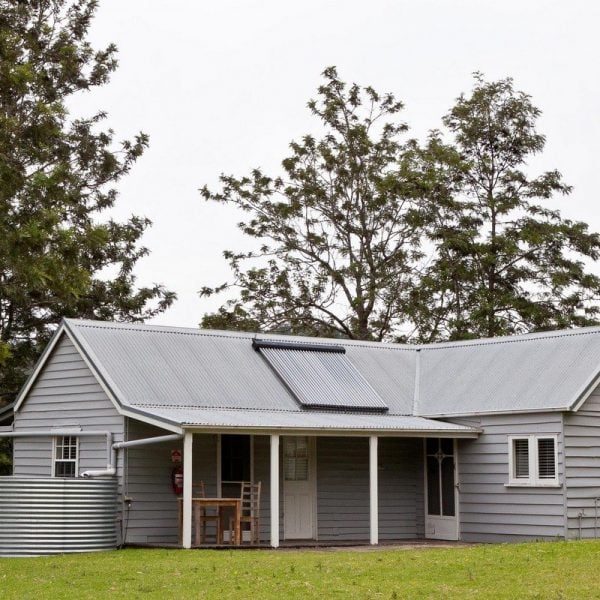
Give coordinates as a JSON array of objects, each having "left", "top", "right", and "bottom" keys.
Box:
[{"left": 3, "top": 318, "right": 600, "bottom": 552}]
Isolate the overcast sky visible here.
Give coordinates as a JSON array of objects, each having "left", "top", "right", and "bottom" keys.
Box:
[{"left": 72, "top": 0, "right": 600, "bottom": 328}]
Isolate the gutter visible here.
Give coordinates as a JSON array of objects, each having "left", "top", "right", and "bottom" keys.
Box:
[{"left": 0, "top": 428, "right": 182, "bottom": 477}]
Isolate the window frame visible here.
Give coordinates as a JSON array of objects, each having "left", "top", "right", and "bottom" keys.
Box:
[
  {"left": 53, "top": 435, "right": 79, "bottom": 478},
  {"left": 507, "top": 434, "right": 559, "bottom": 487}
]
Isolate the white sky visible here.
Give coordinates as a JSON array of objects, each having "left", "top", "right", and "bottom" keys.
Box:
[{"left": 72, "top": 0, "right": 600, "bottom": 328}]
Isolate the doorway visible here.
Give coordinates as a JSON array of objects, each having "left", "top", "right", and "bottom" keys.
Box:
[
  {"left": 424, "top": 438, "right": 459, "bottom": 540},
  {"left": 283, "top": 436, "right": 316, "bottom": 540},
  {"left": 220, "top": 434, "right": 251, "bottom": 498}
]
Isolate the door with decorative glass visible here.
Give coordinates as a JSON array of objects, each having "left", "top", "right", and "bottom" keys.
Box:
[
  {"left": 425, "top": 438, "right": 459, "bottom": 540},
  {"left": 283, "top": 436, "right": 315, "bottom": 539}
]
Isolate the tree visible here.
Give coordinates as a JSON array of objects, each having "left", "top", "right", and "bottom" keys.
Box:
[
  {"left": 410, "top": 74, "right": 600, "bottom": 341},
  {"left": 0, "top": 0, "right": 175, "bottom": 406},
  {"left": 200, "top": 67, "right": 427, "bottom": 341}
]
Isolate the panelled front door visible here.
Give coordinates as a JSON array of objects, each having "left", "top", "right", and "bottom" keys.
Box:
[
  {"left": 283, "top": 436, "right": 315, "bottom": 540},
  {"left": 425, "top": 438, "right": 459, "bottom": 540}
]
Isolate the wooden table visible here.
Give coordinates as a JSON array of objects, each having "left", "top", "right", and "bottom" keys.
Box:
[{"left": 179, "top": 497, "right": 242, "bottom": 546}]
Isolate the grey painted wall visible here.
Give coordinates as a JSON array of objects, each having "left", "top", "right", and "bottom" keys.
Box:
[
  {"left": 315, "top": 437, "right": 423, "bottom": 542},
  {"left": 123, "top": 420, "right": 218, "bottom": 545},
  {"left": 122, "top": 432, "right": 425, "bottom": 545},
  {"left": 13, "top": 333, "right": 125, "bottom": 479},
  {"left": 564, "top": 383, "right": 600, "bottom": 539},
  {"left": 316, "top": 437, "right": 369, "bottom": 541},
  {"left": 453, "top": 413, "right": 565, "bottom": 543}
]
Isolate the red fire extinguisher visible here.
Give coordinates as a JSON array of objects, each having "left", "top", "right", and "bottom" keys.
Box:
[{"left": 172, "top": 465, "right": 183, "bottom": 495}]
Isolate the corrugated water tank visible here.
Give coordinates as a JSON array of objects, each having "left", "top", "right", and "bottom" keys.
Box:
[{"left": 0, "top": 477, "right": 118, "bottom": 556}]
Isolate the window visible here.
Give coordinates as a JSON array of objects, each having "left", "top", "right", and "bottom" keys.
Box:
[
  {"left": 53, "top": 436, "right": 78, "bottom": 477},
  {"left": 284, "top": 437, "right": 309, "bottom": 481},
  {"left": 508, "top": 435, "right": 558, "bottom": 486}
]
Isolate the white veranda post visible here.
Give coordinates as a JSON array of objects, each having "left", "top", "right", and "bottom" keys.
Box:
[
  {"left": 270, "top": 434, "right": 280, "bottom": 548},
  {"left": 369, "top": 435, "right": 379, "bottom": 545},
  {"left": 182, "top": 431, "right": 193, "bottom": 549}
]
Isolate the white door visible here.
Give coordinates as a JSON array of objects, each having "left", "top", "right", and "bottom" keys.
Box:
[
  {"left": 425, "top": 438, "right": 459, "bottom": 540},
  {"left": 283, "top": 436, "right": 315, "bottom": 540}
]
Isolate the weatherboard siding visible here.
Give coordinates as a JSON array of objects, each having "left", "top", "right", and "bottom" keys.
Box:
[
  {"left": 124, "top": 421, "right": 218, "bottom": 545},
  {"left": 13, "top": 333, "right": 124, "bottom": 479},
  {"left": 452, "top": 413, "right": 565, "bottom": 542},
  {"left": 315, "top": 437, "right": 422, "bottom": 542},
  {"left": 564, "top": 384, "right": 600, "bottom": 539},
  {"left": 379, "top": 437, "right": 424, "bottom": 540}
]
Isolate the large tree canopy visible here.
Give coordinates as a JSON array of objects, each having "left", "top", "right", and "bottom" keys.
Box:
[
  {"left": 202, "top": 70, "right": 600, "bottom": 343},
  {"left": 409, "top": 74, "right": 600, "bottom": 341},
  {"left": 200, "top": 67, "right": 428, "bottom": 341},
  {"left": 0, "top": 0, "right": 175, "bottom": 405}
]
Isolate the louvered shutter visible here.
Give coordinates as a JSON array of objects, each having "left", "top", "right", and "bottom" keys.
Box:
[
  {"left": 513, "top": 439, "right": 529, "bottom": 478},
  {"left": 537, "top": 438, "right": 556, "bottom": 479}
]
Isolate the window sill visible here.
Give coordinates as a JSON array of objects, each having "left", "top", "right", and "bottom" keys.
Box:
[{"left": 504, "top": 482, "right": 562, "bottom": 488}]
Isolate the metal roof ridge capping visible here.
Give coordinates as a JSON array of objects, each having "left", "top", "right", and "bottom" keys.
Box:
[{"left": 252, "top": 337, "right": 389, "bottom": 412}]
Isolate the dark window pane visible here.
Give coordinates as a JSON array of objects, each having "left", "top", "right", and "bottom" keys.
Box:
[
  {"left": 426, "top": 438, "right": 438, "bottom": 455},
  {"left": 221, "top": 435, "right": 250, "bottom": 482},
  {"left": 514, "top": 439, "right": 529, "bottom": 478},
  {"left": 441, "top": 457, "right": 455, "bottom": 516},
  {"left": 427, "top": 456, "right": 440, "bottom": 515},
  {"left": 441, "top": 438, "right": 454, "bottom": 456},
  {"left": 55, "top": 461, "right": 75, "bottom": 477},
  {"left": 538, "top": 438, "right": 556, "bottom": 479}
]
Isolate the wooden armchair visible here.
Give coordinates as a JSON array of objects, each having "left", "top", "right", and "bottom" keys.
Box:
[{"left": 229, "top": 481, "right": 261, "bottom": 544}]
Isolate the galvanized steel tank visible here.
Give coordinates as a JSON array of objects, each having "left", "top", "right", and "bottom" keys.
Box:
[{"left": 0, "top": 477, "right": 118, "bottom": 556}]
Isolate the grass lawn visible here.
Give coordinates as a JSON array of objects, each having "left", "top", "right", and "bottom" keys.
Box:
[{"left": 1, "top": 541, "right": 600, "bottom": 599}]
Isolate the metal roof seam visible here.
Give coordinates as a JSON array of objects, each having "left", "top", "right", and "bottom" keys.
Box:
[{"left": 412, "top": 348, "right": 421, "bottom": 415}]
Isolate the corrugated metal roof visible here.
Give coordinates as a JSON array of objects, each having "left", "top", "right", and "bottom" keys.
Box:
[
  {"left": 256, "top": 343, "right": 388, "bottom": 411},
  {"left": 65, "top": 320, "right": 416, "bottom": 416},
  {"left": 60, "top": 319, "right": 600, "bottom": 424},
  {"left": 418, "top": 328, "right": 600, "bottom": 416},
  {"left": 132, "top": 405, "right": 477, "bottom": 435}
]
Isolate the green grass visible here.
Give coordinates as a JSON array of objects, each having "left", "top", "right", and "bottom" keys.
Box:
[{"left": 1, "top": 541, "right": 600, "bottom": 599}]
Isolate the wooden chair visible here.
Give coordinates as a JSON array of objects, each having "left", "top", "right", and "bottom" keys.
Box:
[
  {"left": 229, "top": 481, "right": 261, "bottom": 545},
  {"left": 196, "top": 485, "right": 221, "bottom": 545},
  {"left": 178, "top": 482, "right": 220, "bottom": 545}
]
